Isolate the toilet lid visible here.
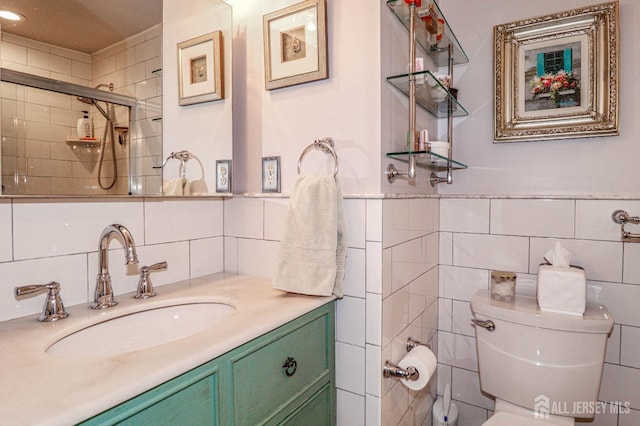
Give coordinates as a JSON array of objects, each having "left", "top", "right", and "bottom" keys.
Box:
[{"left": 484, "top": 412, "right": 557, "bottom": 425}]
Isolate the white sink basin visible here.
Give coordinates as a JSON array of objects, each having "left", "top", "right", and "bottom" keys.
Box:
[{"left": 47, "top": 302, "right": 235, "bottom": 358}]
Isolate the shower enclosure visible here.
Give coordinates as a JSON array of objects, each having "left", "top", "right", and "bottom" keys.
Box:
[{"left": 0, "top": 68, "right": 150, "bottom": 196}]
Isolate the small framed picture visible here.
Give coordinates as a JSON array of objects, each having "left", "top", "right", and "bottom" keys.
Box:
[
  {"left": 215, "top": 160, "right": 232, "bottom": 193},
  {"left": 263, "top": 0, "right": 328, "bottom": 90},
  {"left": 262, "top": 156, "right": 281, "bottom": 193},
  {"left": 178, "top": 31, "right": 224, "bottom": 106}
]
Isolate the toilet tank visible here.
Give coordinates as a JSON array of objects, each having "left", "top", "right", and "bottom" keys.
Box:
[{"left": 470, "top": 290, "right": 613, "bottom": 419}]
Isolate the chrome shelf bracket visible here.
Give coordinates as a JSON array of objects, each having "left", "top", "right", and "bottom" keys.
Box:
[{"left": 612, "top": 209, "right": 640, "bottom": 241}]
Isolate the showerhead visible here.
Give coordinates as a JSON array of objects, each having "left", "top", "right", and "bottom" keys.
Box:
[
  {"left": 77, "top": 96, "right": 94, "bottom": 105},
  {"left": 75, "top": 82, "right": 114, "bottom": 121},
  {"left": 76, "top": 96, "right": 110, "bottom": 121},
  {"left": 95, "top": 83, "right": 114, "bottom": 92}
]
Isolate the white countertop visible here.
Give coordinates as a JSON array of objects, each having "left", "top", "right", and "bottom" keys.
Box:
[{"left": 0, "top": 273, "right": 334, "bottom": 425}]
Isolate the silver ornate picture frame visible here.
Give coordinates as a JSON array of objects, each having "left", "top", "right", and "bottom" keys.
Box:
[{"left": 494, "top": 1, "right": 619, "bottom": 142}]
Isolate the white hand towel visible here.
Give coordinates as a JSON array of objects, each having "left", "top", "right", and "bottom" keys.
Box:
[
  {"left": 189, "top": 178, "right": 209, "bottom": 195},
  {"left": 162, "top": 177, "right": 190, "bottom": 196},
  {"left": 162, "top": 177, "right": 183, "bottom": 196},
  {"left": 273, "top": 174, "right": 347, "bottom": 298}
]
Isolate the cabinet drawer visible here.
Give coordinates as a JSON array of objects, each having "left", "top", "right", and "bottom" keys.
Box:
[
  {"left": 231, "top": 311, "right": 331, "bottom": 425},
  {"left": 80, "top": 361, "right": 220, "bottom": 426}
]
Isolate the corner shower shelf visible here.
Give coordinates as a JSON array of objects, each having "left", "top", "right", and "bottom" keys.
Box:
[
  {"left": 386, "top": 0, "right": 468, "bottom": 67},
  {"left": 387, "top": 70, "right": 468, "bottom": 118},
  {"left": 66, "top": 137, "right": 101, "bottom": 148},
  {"left": 386, "top": 150, "right": 467, "bottom": 170}
]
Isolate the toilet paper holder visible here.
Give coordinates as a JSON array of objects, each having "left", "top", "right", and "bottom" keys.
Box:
[
  {"left": 382, "top": 337, "right": 431, "bottom": 380},
  {"left": 383, "top": 361, "right": 420, "bottom": 381},
  {"left": 406, "top": 336, "right": 430, "bottom": 352}
]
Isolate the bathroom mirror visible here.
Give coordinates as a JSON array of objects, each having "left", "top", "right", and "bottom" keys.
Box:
[
  {"left": 162, "top": 0, "right": 233, "bottom": 197},
  {"left": 0, "top": 0, "right": 232, "bottom": 196}
]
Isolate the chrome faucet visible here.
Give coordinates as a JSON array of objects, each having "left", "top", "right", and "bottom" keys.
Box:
[{"left": 92, "top": 224, "right": 139, "bottom": 309}]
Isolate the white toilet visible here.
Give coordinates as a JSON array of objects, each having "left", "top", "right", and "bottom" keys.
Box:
[{"left": 470, "top": 290, "right": 614, "bottom": 425}]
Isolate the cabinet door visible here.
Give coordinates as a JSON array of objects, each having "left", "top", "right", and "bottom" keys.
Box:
[
  {"left": 278, "top": 383, "right": 333, "bottom": 426},
  {"left": 230, "top": 305, "right": 334, "bottom": 425},
  {"left": 80, "top": 361, "right": 220, "bottom": 426}
]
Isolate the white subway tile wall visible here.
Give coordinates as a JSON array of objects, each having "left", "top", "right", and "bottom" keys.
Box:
[
  {"left": 345, "top": 248, "right": 366, "bottom": 298},
  {"left": 490, "top": 199, "right": 575, "bottom": 238},
  {"left": 380, "top": 198, "right": 439, "bottom": 426},
  {"left": 439, "top": 197, "right": 640, "bottom": 425},
  {"left": 224, "top": 197, "right": 265, "bottom": 239},
  {"left": 145, "top": 198, "right": 223, "bottom": 243},
  {"left": 336, "top": 341, "right": 366, "bottom": 395},
  {"left": 337, "top": 388, "right": 366, "bottom": 426},
  {"left": 440, "top": 198, "right": 490, "bottom": 234},
  {"left": 0, "top": 254, "right": 89, "bottom": 321},
  {"left": 226, "top": 197, "right": 375, "bottom": 424},
  {"left": 0, "top": 198, "right": 225, "bottom": 322},
  {"left": 0, "top": 200, "right": 12, "bottom": 261},
  {"left": 2, "top": 194, "right": 638, "bottom": 425},
  {"left": 13, "top": 198, "right": 145, "bottom": 259},
  {"left": 222, "top": 196, "right": 438, "bottom": 425}
]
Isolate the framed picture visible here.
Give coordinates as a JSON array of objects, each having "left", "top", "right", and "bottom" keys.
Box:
[
  {"left": 178, "top": 31, "right": 224, "bottom": 106},
  {"left": 263, "top": 0, "right": 328, "bottom": 90},
  {"left": 494, "top": 1, "right": 619, "bottom": 142}
]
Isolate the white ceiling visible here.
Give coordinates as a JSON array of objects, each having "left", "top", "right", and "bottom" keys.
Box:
[{"left": 0, "top": 0, "right": 162, "bottom": 54}]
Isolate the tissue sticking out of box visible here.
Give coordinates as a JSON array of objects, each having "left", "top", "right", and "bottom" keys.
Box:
[
  {"left": 537, "top": 242, "right": 586, "bottom": 316},
  {"left": 544, "top": 241, "right": 571, "bottom": 268}
]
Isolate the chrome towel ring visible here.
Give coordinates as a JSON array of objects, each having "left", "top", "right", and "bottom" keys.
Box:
[
  {"left": 162, "top": 150, "right": 205, "bottom": 180},
  {"left": 297, "top": 137, "right": 339, "bottom": 177}
]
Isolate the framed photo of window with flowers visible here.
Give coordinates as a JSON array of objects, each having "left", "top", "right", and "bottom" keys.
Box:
[{"left": 494, "top": 1, "right": 619, "bottom": 142}]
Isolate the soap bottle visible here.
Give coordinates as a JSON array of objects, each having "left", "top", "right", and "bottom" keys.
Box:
[{"left": 77, "top": 111, "right": 92, "bottom": 139}]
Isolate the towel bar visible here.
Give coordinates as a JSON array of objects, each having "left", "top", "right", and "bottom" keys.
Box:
[
  {"left": 297, "top": 137, "right": 339, "bottom": 177},
  {"left": 612, "top": 209, "right": 640, "bottom": 241}
]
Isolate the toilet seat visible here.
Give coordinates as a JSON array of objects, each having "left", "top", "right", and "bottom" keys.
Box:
[{"left": 483, "top": 412, "right": 557, "bottom": 425}]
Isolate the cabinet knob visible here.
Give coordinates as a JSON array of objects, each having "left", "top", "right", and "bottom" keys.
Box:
[{"left": 282, "top": 357, "right": 297, "bottom": 377}]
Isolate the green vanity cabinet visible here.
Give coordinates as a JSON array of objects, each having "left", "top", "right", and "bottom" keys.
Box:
[
  {"left": 80, "top": 361, "right": 222, "bottom": 426},
  {"left": 80, "top": 302, "right": 335, "bottom": 426}
]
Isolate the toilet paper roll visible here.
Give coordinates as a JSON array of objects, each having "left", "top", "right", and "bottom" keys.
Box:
[{"left": 397, "top": 345, "right": 437, "bottom": 391}]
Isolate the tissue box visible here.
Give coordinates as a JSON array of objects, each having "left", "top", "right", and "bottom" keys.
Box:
[{"left": 537, "top": 265, "right": 586, "bottom": 316}]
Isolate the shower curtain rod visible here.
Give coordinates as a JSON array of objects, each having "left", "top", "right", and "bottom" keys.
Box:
[{"left": 0, "top": 68, "right": 137, "bottom": 108}]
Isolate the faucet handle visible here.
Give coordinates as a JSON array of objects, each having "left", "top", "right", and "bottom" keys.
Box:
[
  {"left": 135, "top": 261, "right": 168, "bottom": 299},
  {"left": 15, "top": 282, "right": 69, "bottom": 322}
]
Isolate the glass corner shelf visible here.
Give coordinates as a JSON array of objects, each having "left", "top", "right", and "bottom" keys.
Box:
[
  {"left": 386, "top": 0, "right": 468, "bottom": 66},
  {"left": 151, "top": 68, "right": 162, "bottom": 76},
  {"left": 387, "top": 70, "right": 468, "bottom": 118},
  {"left": 386, "top": 150, "right": 468, "bottom": 169}
]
